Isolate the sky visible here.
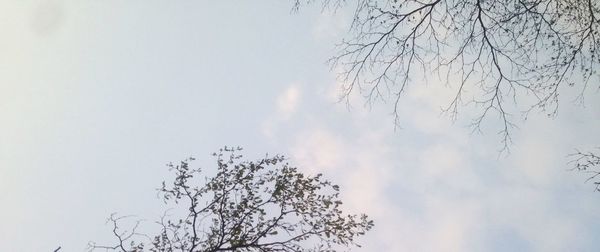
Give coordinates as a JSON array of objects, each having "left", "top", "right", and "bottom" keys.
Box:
[{"left": 1, "top": 0, "right": 600, "bottom": 251}]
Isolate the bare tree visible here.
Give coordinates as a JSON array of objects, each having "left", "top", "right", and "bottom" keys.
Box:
[
  {"left": 89, "top": 147, "right": 373, "bottom": 252},
  {"left": 298, "top": 0, "right": 598, "bottom": 151},
  {"left": 570, "top": 148, "right": 600, "bottom": 191},
  {"left": 294, "top": 0, "right": 600, "bottom": 190}
]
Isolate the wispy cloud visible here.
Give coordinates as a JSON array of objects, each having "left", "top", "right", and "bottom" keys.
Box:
[
  {"left": 277, "top": 85, "right": 301, "bottom": 119},
  {"left": 265, "top": 75, "right": 600, "bottom": 251},
  {"left": 261, "top": 84, "right": 303, "bottom": 139}
]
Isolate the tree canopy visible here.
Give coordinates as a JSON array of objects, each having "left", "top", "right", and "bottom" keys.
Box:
[
  {"left": 295, "top": 0, "right": 600, "bottom": 187},
  {"left": 89, "top": 147, "right": 373, "bottom": 252},
  {"left": 298, "top": 0, "right": 599, "bottom": 150}
]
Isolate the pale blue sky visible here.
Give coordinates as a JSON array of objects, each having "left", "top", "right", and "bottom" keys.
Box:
[{"left": 1, "top": 1, "right": 600, "bottom": 251}]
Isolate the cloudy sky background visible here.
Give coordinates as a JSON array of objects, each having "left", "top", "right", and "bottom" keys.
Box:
[{"left": 1, "top": 1, "right": 600, "bottom": 251}]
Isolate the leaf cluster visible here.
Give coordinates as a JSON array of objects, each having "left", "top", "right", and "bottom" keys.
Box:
[{"left": 90, "top": 147, "right": 373, "bottom": 252}]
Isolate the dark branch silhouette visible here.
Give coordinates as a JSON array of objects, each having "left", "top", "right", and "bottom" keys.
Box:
[
  {"left": 89, "top": 147, "right": 373, "bottom": 252},
  {"left": 295, "top": 0, "right": 599, "bottom": 190},
  {"left": 570, "top": 148, "right": 600, "bottom": 191},
  {"left": 298, "top": 0, "right": 599, "bottom": 152}
]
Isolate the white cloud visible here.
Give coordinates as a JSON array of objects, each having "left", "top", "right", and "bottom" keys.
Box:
[
  {"left": 261, "top": 84, "right": 303, "bottom": 139},
  {"left": 262, "top": 66, "right": 600, "bottom": 252},
  {"left": 277, "top": 85, "right": 301, "bottom": 120},
  {"left": 290, "top": 128, "right": 344, "bottom": 175}
]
